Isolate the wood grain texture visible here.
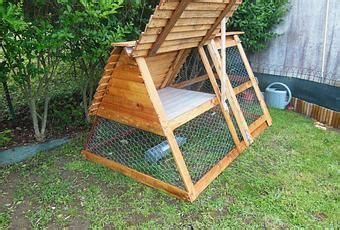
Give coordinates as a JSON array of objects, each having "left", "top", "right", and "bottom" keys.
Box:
[
  {"left": 81, "top": 150, "right": 190, "bottom": 201},
  {"left": 291, "top": 97, "right": 340, "bottom": 128},
  {"left": 136, "top": 57, "right": 196, "bottom": 196},
  {"left": 149, "top": 0, "right": 192, "bottom": 56},
  {"left": 133, "top": 0, "right": 242, "bottom": 57}
]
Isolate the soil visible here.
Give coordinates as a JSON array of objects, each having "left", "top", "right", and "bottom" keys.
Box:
[{"left": 0, "top": 108, "right": 88, "bottom": 151}]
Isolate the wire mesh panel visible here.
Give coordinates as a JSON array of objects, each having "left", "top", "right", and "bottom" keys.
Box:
[
  {"left": 224, "top": 46, "right": 264, "bottom": 125},
  {"left": 174, "top": 106, "right": 237, "bottom": 184},
  {"left": 225, "top": 46, "right": 250, "bottom": 88},
  {"left": 85, "top": 117, "right": 185, "bottom": 188},
  {"left": 173, "top": 48, "right": 215, "bottom": 94},
  {"left": 174, "top": 48, "right": 206, "bottom": 84},
  {"left": 236, "top": 87, "right": 263, "bottom": 125}
]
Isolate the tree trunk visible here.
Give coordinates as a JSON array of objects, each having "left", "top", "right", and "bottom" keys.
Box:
[
  {"left": 2, "top": 80, "right": 16, "bottom": 121},
  {"left": 40, "top": 96, "right": 50, "bottom": 138},
  {"left": 82, "top": 86, "right": 91, "bottom": 123},
  {"left": 28, "top": 97, "right": 45, "bottom": 142}
]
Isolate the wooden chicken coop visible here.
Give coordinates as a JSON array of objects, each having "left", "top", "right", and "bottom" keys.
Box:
[{"left": 82, "top": 0, "right": 272, "bottom": 201}]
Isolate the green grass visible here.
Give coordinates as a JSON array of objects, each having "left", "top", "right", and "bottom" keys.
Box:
[{"left": 0, "top": 109, "right": 339, "bottom": 229}]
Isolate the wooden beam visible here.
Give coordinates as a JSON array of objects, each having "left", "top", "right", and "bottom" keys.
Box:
[
  {"left": 160, "top": 49, "right": 190, "bottom": 88},
  {"left": 207, "top": 40, "right": 253, "bottom": 145},
  {"left": 136, "top": 57, "right": 196, "bottom": 198},
  {"left": 171, "top": 74, "right": 209, "bottom": 89},
  {"left": 148, "top": 0, "right": 192, "bottom": 56},
  {"left": 192, "top": 119, "right": 268, "bottom": 201},
  {"left": 168, "top": 97, "right": 219, "bottom": 130},
  {"left": 233, "top": 80, "right": 253, "bottom": 95},
  {"left": 198, "top": 46, "right": 241, "bottom": 147},
  {"left": 199, "top": 0, "right": 237, "bottom": 46},
  {"left": 81, "top": 150, "right": 190, "bottom": 201},
  {"left": 234, "top": 35, "right": 272, "bottom": 126}
]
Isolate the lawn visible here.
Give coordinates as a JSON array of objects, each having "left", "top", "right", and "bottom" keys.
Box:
[{"left": 0, "top": 109, "right": 339, "bottom": 229}]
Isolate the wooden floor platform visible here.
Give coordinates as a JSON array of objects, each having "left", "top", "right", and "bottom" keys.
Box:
[{"left": 158, "top": 87, "right": 218, "bottom": 129}]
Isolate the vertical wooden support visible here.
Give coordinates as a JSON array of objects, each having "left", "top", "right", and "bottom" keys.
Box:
[
  {"left": 234, "top": 35, "right": 272, "bottom": 126},
  {"left": 198, "top": 46, "right": 241, "bottom": 148},
  {"left": 136, "top": 57, "right": 196, "bottom": 199},
  {"left": 208, "top": 40, "right": 253, "bottom": 145}
]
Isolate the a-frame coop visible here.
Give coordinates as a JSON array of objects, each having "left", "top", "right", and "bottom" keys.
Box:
[{"left": 82, "top": 0, "right": 272, "bottom": 201}]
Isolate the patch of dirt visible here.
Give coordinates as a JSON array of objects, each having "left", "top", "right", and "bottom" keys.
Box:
[
  {"left": 67, "top": 218, "right": 90, "bottom": 229},
  {"left": 9, "top": 200, "right": 31, "bottom": 229},
  {"left": 0, "top": 115, "right": 87, "bottom": 151},
  {"left": 0, "top": 172, "right": 19, "bottom": 213},
  {"left": 313, "top": 212, "right": 327, "bottom": 221},
  {"left": 0, "top": 99, "right": 89, "bottom": 151}
]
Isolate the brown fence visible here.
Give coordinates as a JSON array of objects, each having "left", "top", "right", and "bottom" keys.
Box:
[{"left": 291, "top": 97, "right": 340, "bottom": 129}]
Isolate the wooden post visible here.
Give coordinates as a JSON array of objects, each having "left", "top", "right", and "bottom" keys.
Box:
[
  {"left": 234, "top": 35, "right": 272, "bottom": 126},
  {"left": 207, "top": 40, "right": 253, "bottom": 145},
  {"left": 198, "top": 46, "right": 241, "bottom": 148},
  {"left": 136, "top": 57, "right": 196, "bottom": 198}
]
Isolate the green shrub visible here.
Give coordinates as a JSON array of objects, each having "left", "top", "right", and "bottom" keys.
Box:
[
  {"left": 228, "top": 0, "right": 289, "bottom": 52},
  {"left": 0, "top": 129, "right": 12, "bottom": 147}
]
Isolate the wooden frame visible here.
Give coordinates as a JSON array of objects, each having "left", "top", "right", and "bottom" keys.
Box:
[{"left": 82, "top": 0, "right": 271, "bottom": 202}]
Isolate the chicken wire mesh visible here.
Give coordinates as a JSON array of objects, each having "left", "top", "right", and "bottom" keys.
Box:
[
  {"left": 224, "top": 46, "right": 264, "bottom": 125},
  {"left": 84, "top": 117, "right": 185, "bottom": 188},
  {"left": 173, "top": 48, "right": 215, "bottom": 94},
  {"left": 236, "top": 87, "right": 263, "bottom": 125},
  {"left": 174, "top": 106, "right": 238, "bottom": 184}
]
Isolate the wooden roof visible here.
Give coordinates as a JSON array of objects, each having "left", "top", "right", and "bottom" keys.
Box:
[{"left": 131, "top": 0, "right": 242, "bottom": 57}]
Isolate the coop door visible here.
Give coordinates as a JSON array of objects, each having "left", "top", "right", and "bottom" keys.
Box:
[{"left": 210, "top": 36, "right": 272, "bottom": 140}]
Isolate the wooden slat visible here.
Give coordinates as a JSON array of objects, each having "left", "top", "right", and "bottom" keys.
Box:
[
  {"left": 168, "top": 97, "right": 219, "bottom": 130},
  {"left": 108, "top": 78, "right": 148, "bottom": 94},
  {"left": 100, "top": 101, "right": 157, "bottom": 121},
  {"left": 139, "top": 30, "right": 208, "bottom": 44},
  {"left": 233, "top": 80, "right": 253, "bottom": 95},
  {"left": 149, "top": 0, "right": 192, "bottom": 56},
  {"left": 153, "top": 10, "right": 222, "bottom": 19},
  {"left": 160, "top": 2, "right": 227, "bottom": 11},
  {"left": 144, "top": 25, "right": 212, "bottom": 35},
  {"left": 199, "top": 0, "right": 237, "bottom": 45},
  {"left": 148, "top": 17, "right": 216, "bottom": 28},
  {"left": 96, "top": 106, "right": 163, "bottom": 136},
  {"left": 136, "top": 37, "right": 203, "bottom": 50},
  {"left": 136, "top": 57, "right": 196, "bottom": 198},
  {"left": 161, "top": 49, "right": 192, "bottom": 88},
  {"left": 82, "top": 150, "right": 190, "bottom": 201},
  {"left": 110, "top": 65, "right": 143, "bottom": 82}
]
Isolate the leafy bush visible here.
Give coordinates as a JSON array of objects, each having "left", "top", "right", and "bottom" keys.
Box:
[
  {"left": 228, "top": 0, "right": 289, "bottom": 52},
  {"left": 0, "top": 129, "right": 12, "bottom": 147},
  {"left": 49, "top": 93, "right": 85, "bottom": 130}
]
